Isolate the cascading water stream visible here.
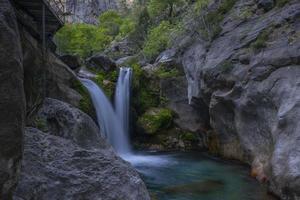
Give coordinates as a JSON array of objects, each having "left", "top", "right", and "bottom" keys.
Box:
[
  {"left": 81, "top": 67, "right": 163, "bottom": 162},
  {"left": 80, "top": 68, "right": 132, "bottom": 155},
  {"left": 115, "top": 68, "right": 132, "bottom": 142}
]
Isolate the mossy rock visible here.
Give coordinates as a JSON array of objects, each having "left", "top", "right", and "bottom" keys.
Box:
[
  {"left": 93, "top": 70, "right": 118, "bottom": 98},
  {"left": 70, "top": 78, "right": 95, "bottom": 117},
  {"left": 180, "top": 132, "right": 198, "bottom": 142},
  {"left": 138, "top": 108, "right": 174, "bottom": 134}
]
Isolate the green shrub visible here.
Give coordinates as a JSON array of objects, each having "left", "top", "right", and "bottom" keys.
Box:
[
  {"left": 55, "top": 24, "right": 112, "bottom": 58},
  {"left": 276, "top": 0, "right": 289, "bottom": 7},
  {"left": 143, "top": 21, "right": 172, "bottom": 60},
  {"left": 118, "top": 17, "right": 136, "bottom": 38},
  {"left": 195, "top": 0, "right": 210, "bottom": 12},
  {"left": 71, "top": 79, "right": 94, "bottom": 115},
  {"left": 99, "top": 10, "right": 123, "bottom": 36},
  {"left": 220, "top": 60, "right": 234, "bottom": 73},
  {"left": 55, "top": 11, "right": 136, "bottom": 58},
  {"left": 181, "top": 132, "right": 198, "bottom": 142},
  {"left": 199, "top": 0, "right": 237, "bottom": 40},
  {"left": 154, "top": 68, "right": 180, "bottom": 78},
  {"left": 34, "top": 117, "right": 48, "bottom": 132},
  {"left": 138, "top": 108, "right": 173, "bottom": 134},
  {"left": 251, "top": 29, "right": 269, "bottom": 50},
  {"left": 148, "top": 0, "right": 185, "bottom": 18},
  {"left": 93, "top": 71, "right": 118, "bottom": 97}
]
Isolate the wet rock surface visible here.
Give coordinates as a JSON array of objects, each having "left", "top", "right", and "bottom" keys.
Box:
[
  {"left": 15, "top": 127, "right": 150, "bottom": 200},
  {"left": 15, "top": 99, "right": 150, "bottom": 200}
]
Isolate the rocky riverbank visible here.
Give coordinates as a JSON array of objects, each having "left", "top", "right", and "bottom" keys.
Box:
[{"left": 0, "top": 0, "right": 150, "bottom": 199}]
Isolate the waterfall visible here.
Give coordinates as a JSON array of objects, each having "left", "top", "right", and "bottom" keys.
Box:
[
  {"left": 115, "top": 68, "right": 132, "bottom": 138},
  {"left": 80, "top": 68, "right": 132, "bottom": 155}
]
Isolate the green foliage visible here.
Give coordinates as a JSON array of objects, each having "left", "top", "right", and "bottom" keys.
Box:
[
  {"left": 148, "top": 0, "right": 185, "bottom": 18},
  {"left": 118, "top": 18, "right": 136, "bottom": 38},
  {"left": 199, "top": 0, "right": 237, "bottom": 40},
  {"left": 138, "top": 108, "right": 173, "bottom": 134},
  {"left": 55, "top": 11, "right": 136, "bottom": 58},
  {"left": 34, "top": 117, "right": 48, "bottom": 132},
  {"left": 195, "top": 0, "right": 210, "bottom": 12},
  {"left": 55, "top": 24, "right": 112, "bottom": 58},
  {"left": 131, "top": 61, "right": 143, "bottom": 89},
  {"left": 180, "top": 132, "right": 198, "bottom": 142},
  {"left": 276, "top": 0, "right": 289, "bottom": 7},
  {"left": 143, "top": 21, "right": 173, "bottom": 60},
  {"left": 93, "top": 71, "right": 118, "bottom": 97},
  {"left": 99, "top": 10, "right": 123, "bottom": 36},
  {"left": 220, "top": 60, "right": 234, "bottom": 73},
  {"left": 139, "top": 89, "right": 160, "bottom": 112},
  {"left": 71, "top": 79, "right": 94, "bottom": 115},
  {"left": 251, "top": 29, "right": 269, "bottom": 51},
  {"left": 154, "top": 67, "right": 180, "bottom": 78}
]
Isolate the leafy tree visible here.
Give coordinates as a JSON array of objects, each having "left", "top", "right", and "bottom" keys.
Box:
[
  {"left": 143, "top": 20, "right": 172, "bottom": 60},
  {"left": 98, "top": 10, "right": 123, "bottom": 36},
  {"left": 148, "top": 0, "right": 185, "bottom": 18}
]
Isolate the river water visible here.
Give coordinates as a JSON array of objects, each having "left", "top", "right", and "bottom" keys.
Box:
[{"left": 126, "top": 152, "right": 276, "bottom": 200}]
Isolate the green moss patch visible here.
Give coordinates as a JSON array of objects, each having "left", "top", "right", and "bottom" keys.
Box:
[
  {"left": 219, "top": 60, "right": 235, "bottom": 73},
  {"left": 180, "top": 132, "right": 198, "bottom": 142},
  {"left": 251, "top": 29, "right": 270, "bottom": 51},
  {"left": 154, "top": 67, "right": 180, "bottom": 79},
  {"left": 93, "top": 71, "right": 118, "bottom": 98},
  {"left": 138, "top": 108, "right": 174, "bottom": 134},
  {"left": 71, "top": 79, "right": 94, "bottom": 116}
]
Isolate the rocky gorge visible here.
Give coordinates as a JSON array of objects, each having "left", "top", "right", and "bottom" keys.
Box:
[
  {"left": 86, "top": 0, "right": 300, "bottom": 199},
  {"left": 0, "top": 0, "right": 299, "bottom": 199}
]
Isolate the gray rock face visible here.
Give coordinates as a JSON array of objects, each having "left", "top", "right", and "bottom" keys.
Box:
[
  {"left": 15, "top": 99, "right": 150, "bottom": 200},
  {"left": 65, "top": 0, "right": 119, "bottom": 24},
  {"left": 174, "top": 0, "right": 300, "bottom": 199},
  {"left": 20, "top": 26, "right": 83, "bottom": 121},
  {"left": 0, "top": 0, "right": 25, "bottom": 198},
  {"left": 160, "top": 77, "right": 208, "bottom": 133}
]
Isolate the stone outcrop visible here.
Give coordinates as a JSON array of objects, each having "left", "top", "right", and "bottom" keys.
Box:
[
  {"left": 172, "top": 0, "right": 300, "bottom": 199},
  {"left": 14, "top": 100, "right": 150, "bottom": 200},
  {"left": 0, "top": 0, "right": 25, "bottom": 198},
  {"left": 86, "top": 53, "right": 117, "bottom": 72},
  {"left": 59, "top": 55, "right": 82, "bottom": 72},
  {"left": 65, "top": 0, "right": 119, "bottom": 24}
]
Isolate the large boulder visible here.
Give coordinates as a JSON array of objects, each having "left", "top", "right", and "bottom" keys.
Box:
[
  {"left": 86, "top": 53, "right": 116, "bottom": 72},
  {"left": 0, "top": 0, "right": 25, "bottom": 198},
  {"left": 59, "top": 55, "right": 82, "bottom": 72},
  {"left": 15, "top": 99, "right": 150, "bottom": 200},
  {"left": 37, "top": 98, "right": 106, "bottom": 150}
]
